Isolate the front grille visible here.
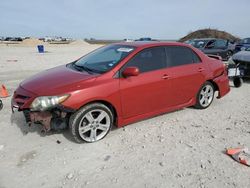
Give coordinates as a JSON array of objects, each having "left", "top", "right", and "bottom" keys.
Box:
[
  {"left": 16, "top": 94, "right": 30, "bottom": 100},
  {"left": 13, "top": 93, "right": 31, "bottom": 109}
]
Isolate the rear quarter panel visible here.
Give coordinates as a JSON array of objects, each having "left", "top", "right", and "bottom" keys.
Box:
[{"left": 206, "top": 57, "right": 230, "bottom": 98}]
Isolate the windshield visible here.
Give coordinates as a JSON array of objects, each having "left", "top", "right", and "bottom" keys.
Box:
[
  {"left": 74, "top": 45, "right": 136, "bottom": 73},
  {"left": 241, "top": 38, "right": 250, "bottom": 44},
  {"left": 187, "top": 40, "right": 208, "bottom": 48}
]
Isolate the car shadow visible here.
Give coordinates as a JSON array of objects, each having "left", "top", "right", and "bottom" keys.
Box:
[
  {"left": 10, "top": 112, "right": 119, "bottom": 144},
  {"left": 243, "top": 78, "right": 250, "bottom": 84},
  {"left": 10, "top": 112, "right": 76, "bottom": 143},
  {"left": 10, "top": 112, "right": 40, "bottom": 136},
  {"left": 228, "top": 78, "right": 250, "bottom": 88}
]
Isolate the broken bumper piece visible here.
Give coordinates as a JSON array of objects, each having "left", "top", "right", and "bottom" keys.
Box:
[
  {"left": 11, "top": 87, "right": 75, "bottom": 132},
  {"left": 12, "top": 105, "right": 74, "bottom": 132}
]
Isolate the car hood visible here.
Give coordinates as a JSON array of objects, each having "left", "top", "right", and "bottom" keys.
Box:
[
  {"left": 21, "top": 65, "right": 97, "bottom": 95},
  {"left": 232, "top": 51, "right": 250, "bottom": 62}
]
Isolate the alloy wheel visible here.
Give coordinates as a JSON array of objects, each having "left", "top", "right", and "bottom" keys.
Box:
[
  {"left": 199, "top": 85, "right": 214, "bottom": 108},
  {"left": 78, "top": 109, "right": 111, "bottom": 142}
]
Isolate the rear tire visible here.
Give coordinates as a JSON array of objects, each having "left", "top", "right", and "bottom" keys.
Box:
[
  {"left": 69, "top": 103, "right": 114, "bottom": 143},
  {"left": 226, "top": 50, "right": 233, "bottom": 61},
  {"left": 194, "top": 82, "right": 215, "bottom": 109},
  {"left": 233, "top": 77, "right": 243, "bottom": 88}
]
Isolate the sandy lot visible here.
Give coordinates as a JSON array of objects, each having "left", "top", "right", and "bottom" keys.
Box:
[{"left": 0, "top": 44, "right": 249, "bottom": 188}]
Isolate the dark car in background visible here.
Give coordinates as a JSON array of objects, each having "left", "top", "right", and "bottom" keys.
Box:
[
  {"left": 232, "top": 47, "right": 250, "bottom": 77},
  {"left": 135, "top": 37, "right": 152, "bottom": 41},
  {"left": 234, "top": 38, "right": 250, "bottom": 53},
  {"left": 4, "top": 37, "right": 23, "bottom": 42},
  {"left": 135, "top": 37, "right": 158, "bottom": 41},
  {"left": 185, "top": 38, "right": 235, "bottom": 61}
]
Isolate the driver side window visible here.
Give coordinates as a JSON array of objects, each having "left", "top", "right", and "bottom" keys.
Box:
[{"left": 122, "top": 47, "right": 166, "bottom": 73}]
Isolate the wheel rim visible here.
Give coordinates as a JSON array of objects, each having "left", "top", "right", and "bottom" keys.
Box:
[
  {"left": 78, "top": 109, "right": 111, "bottom": 142},
  {"left": 199, "top": 85, "right": 214, "bottom": 107}
]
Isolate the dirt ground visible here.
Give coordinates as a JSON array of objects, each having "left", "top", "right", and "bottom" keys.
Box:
[{"left": 0, "top": 44, "right": 249, "bottom": 188}]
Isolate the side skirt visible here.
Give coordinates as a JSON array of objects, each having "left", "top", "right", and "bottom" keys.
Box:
[{"left": 117, "top": 98, "right": 196, "bottom": 127}]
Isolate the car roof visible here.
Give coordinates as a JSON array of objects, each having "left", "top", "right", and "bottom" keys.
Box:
[{"left": 114, "top": 41, "right": 190, "bottom": 48}]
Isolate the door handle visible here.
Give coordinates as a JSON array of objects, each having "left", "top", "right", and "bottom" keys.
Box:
[
  {"left": 198, "top": 68, "right": 205, "bottom": 72},
  {"left": 162, "top": 74, "right": 170, "bottom": 79}
]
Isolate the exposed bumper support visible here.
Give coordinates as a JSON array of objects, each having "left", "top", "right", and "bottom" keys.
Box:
[
  {"left": 12, "top": 104, "right": 75, "bottom": 132},
  {"left": 29, "top": 111, "right": 52, "bottom": 131}
]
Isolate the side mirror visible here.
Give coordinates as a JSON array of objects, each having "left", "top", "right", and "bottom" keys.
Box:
[{"left": 122, "top": 67, "right": 139, "bottom": 77}]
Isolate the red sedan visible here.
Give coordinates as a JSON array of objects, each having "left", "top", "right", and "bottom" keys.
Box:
[{"left": 12, "top": 42, "right": 230, "bottom": 143}]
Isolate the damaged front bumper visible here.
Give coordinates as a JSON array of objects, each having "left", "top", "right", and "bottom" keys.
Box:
[{"left": 11, "top": 86, "right": 75, "bottom": 132}]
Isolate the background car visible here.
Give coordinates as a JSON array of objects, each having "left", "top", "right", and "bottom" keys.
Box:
[
  {"left": 234, "top": 38, "right": 250, "bottom": 53},
  {"left": 185, "top": 38, "right": 235, "bottom": 61},
  {"left": 3, "top": 37, "right": 23, "bottom": 42},
  {"left": 232, "top": 47, "right": 250, "bottom": 78},
  {"left": 135, "top": 37, "right": 156, "bottom": 41}
]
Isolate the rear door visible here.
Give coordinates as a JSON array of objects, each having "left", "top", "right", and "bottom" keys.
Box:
[
  {"left": 119, "top": 47, "right": 172, "bottom": 119},
  {"left": 165, "top": 46, "right": 207, "bottom": 106}
]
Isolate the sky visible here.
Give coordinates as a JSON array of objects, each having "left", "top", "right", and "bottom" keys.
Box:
[{"left": 0, "top": 0, "right": 250, "bottom": 40}]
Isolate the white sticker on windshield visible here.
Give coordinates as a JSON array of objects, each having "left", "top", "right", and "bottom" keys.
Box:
[{"left": 117, "top": 48, "right": 134, "bottom": 52}]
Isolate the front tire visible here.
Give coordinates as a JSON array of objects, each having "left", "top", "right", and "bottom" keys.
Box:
[
  {"left": 69, "top": 103, "right": 114, "bottom": 143},
  {"left": 194, "top": 82, "right": 215, "bottom": 109}
]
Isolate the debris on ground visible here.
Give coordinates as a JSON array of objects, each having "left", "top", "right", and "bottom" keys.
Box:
[
  {"left": 66, "top": 173, "right": 74, "bottom": 180},
  {"left": 6, "top": 60, "right": 18, "bottom": 62},
  {"left": 226, "top": 147, "right": 250, "bottom": 167},
  {"left": 159, "top": 162, "right": 164, "bottom": 167},
  {"left": 104, "top": 155, "right": 111, "bottom": 161}
]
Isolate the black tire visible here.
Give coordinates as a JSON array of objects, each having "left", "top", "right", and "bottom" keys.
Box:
[
  {"left": 233, "top": 77, "right": 243, "bottom": 88},
  {"left": 194, "top": 81, "right": 215, "bottom": 109},
  {"left": 0, "top": 100, "right": 3, "bottom": 111},
  {"left": 226, "top": 50, "right": 233, "bottom": 61},
  {"left": 69, "top": 103, "right": 114, "bottom": 143}
]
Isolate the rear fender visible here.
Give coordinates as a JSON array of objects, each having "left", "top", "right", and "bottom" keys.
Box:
[{"left": 213, "top": 74, "right": 230, "bottom": 98}]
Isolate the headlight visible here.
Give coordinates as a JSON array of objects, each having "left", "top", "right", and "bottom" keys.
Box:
[{"left": 30, "top": 94, "right": 70, "bottom": 111}]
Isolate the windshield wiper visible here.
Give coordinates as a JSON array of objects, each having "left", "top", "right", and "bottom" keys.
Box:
[{"left": 72, "top": 63, "right": 95, "bottom": 74}]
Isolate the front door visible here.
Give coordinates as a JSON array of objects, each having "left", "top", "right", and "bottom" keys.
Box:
[{"left": 119, "top": 47, "right": 172, "bottom": 119}]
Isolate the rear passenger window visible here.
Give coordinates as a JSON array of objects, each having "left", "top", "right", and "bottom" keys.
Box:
[
  {"left": 166, "top": 46, "right": 201, "bottom": 67},
  {"left": 123, "top": 47, "right": 166, "bottom": 73},
  {"left": 192, "top": 50, "right": 201, "bottom": 63}
]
